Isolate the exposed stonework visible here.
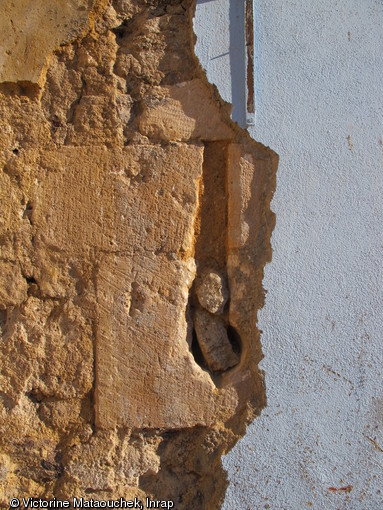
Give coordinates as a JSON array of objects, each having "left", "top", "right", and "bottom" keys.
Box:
[
  {"left": 0, "top": 1, "right": 277, "bottom": 508},
  {"left": 193, "top": 309, "right": 239, "bottom": 373},
  {"left": 0, "top": 0, "right": 98, "bottom": 85},
  {"left": 195, "top": 270, "right": 229, "bottom": 315}
]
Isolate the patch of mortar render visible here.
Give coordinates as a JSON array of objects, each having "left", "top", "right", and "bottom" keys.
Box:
[{"left": 0, "top": 0, "right": 277, "bottom": 508}]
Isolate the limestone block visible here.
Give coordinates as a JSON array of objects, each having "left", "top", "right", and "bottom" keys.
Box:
[
  {"left": 0, "top": 0, "right": 95, "bottom": 85},
  {"left": 226, "top": 143, "right": 276, "bottom": 336},
  {"left": 139, "top": 79, "right": 234, "bottom": 142},
  {"left": 227, "top": 145, "right": 255, "bottom": 250},
  {"left": 95, "top": 254, "right": 225, "bottom": 429},
  {"left": 34, "top": 144, "right": 202, "bottom": 257}
]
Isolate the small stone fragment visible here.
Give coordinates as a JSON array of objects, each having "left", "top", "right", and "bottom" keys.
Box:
[
  {"left": 194, "top": 309, "right": 239, "bottom": 373},
  {"left": 195, "top": 270, "right": 229, "bottom": 315}
]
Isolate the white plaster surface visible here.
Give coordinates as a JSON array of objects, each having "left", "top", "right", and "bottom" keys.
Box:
[
  {"left": 195, "top": 1, "right": 383, "bottom": 508},
  {"left": 194, "top": 0, "right": 247, "bottom": 127}
]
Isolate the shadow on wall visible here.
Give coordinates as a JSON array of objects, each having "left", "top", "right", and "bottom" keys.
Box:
[
  {"left": 229, "top": 0, "right": 247, "bottom": 127},
  {"left": 196, "top": 0, "right": 247, "bottom": 127}
]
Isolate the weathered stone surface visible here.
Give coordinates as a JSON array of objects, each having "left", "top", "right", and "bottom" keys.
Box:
[
  {"left": 34, "top": 144, "right": 202, "bottom": 257},
  {"left": 0, "top": 262, "right": 27, "bottom": 309},
  {"left": 227, "top": 145, "right": 255, "bottom": 249},
  {"left": 194, "top": 309, "right": 239, "bottom": 373},
  {"left": 0, "top": 0, "right": 95, "bottom": 85},
  {"left": 227, "top": 144, "right": 277, "bottom": 334},
  {"left": 85, "top": 143, "right": 236, "bottom": 429},
  {"left": 195, "top": 270, "right": 229, "bottom": 315},
  {"left": 139, "top": 80, "right": 234, "bottom": 142},
  {"left": 0, "top": 0, "right": 277, "bottom": 506},
  {"left": 96, "top": 254, "right": 238, "bottom": 429}
]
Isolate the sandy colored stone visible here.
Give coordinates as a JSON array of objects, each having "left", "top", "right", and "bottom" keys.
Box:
[
  {"left": 34, "top": 144, "right": 202, "bottom": 257},
  {"left": 226, "top": 143, "right": 277, "bottom": 364},
  {"left": 139, "top": 79, "right": 234, "bottom": 142},
  {"left": 96, "top": 254, "right": 227, "bottom": 429},
  {"left": 0, "top": 262, "right": 27, "bottom": 310},
  {"left": 0, "top": 0, "right": 95, "bottom": 85},
  {"left": 194, "top": 308, "right": 239, "bottom": 373},
  {"left": 227, "top": 145, "right": 255, "bottom": 249},
  {"left": 195, "top": 270, "right": 229, "bottom": 315},
  {"left": 87, "top": 144, "right": 236, "bottom": 429}
]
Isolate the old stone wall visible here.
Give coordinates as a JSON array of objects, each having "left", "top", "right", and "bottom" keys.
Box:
[{"left": 0, "top": 1, "right": 277, "bottom": 507}]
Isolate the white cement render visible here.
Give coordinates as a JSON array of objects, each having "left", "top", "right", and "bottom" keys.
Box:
[
  {"left": 194, "top": 0, "right": 247, "bottom": 127},
  {"left": 195, "top": 1, "right": 383, "bottom": 508}
]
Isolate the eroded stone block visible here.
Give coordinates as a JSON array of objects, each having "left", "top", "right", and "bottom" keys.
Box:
[
  {"left": 96, "top": 254, "right": 226, "bottom": 429},
  {"left": 139, "top": 79, "right": 233, "bottom": 142},
  {"left": 0, "top": 0, "right": 95, "bottom": 85},
  {"left": 194, "top": 308, "right": 239, "bottom": 373}
]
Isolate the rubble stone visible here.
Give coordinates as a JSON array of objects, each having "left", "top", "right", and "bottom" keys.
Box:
[
  {"left": 194, "top": 309, "right": 239, "bottom": 373},
  {"left": 195, "top": 270, "right": 229, "bottom": 315}
]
